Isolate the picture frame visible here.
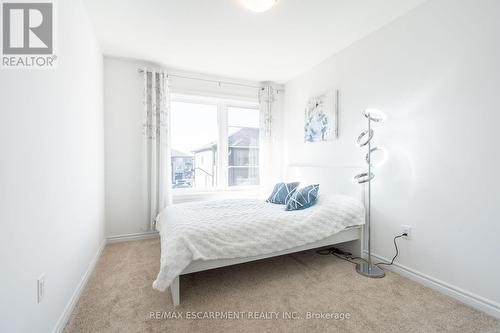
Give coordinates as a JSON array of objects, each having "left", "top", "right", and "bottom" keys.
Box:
[{"left": 304, "top": 89, "right": 339, "bottom": 142}]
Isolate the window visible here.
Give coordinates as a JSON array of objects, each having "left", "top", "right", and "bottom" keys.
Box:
[
  {"left": 170, "top": 101, "right": 218, "bottom": 189},
  {"left": 170, "top": 94, "right": 259, "bottom": 191},
  {"left": 227, "top": 107, "right": 260, "bottom": 186}
]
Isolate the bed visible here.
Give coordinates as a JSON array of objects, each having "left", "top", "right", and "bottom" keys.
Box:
[{"left": 153, "top": 166, "right": 366, "bottom": 306}]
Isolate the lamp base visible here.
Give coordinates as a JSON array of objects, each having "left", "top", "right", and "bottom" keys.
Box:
[{"left": 355, "top": 262, "right": 385, "bottom": 278}]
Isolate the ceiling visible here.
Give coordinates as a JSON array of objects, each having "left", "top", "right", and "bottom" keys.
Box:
[{"left": 83, "top": 0, "right": 426, "bottom": 83}]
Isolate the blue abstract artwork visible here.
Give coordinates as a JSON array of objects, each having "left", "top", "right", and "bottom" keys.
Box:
[{"left": 304, "top": 90, "right": 338, "bottom": 142}]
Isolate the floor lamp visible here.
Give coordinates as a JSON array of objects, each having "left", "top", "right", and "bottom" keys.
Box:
[{"left": 354, "top": 109, "right": 387, "bottom": 278}]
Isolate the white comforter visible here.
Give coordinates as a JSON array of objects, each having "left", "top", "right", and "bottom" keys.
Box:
[{"left": 152, "top": 195, "right": 364, "bottom": 291}]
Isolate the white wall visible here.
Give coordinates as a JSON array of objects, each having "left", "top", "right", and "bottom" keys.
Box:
[
  {"left": 0, "top": 1, "right": 105, "bottom": 332},
  {"left": 104, "top": 57, "right": 266, "bottom": 237},
  {"left": 284, "top": 0, "right": 500, "bottom": 317},
  {"left": 104, "top": 57, "right": 152, "bottom": 237}
]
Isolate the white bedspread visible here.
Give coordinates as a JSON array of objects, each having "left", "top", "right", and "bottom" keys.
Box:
[{"left": 152, "top": 195, "right": 364, "bottom": 291}]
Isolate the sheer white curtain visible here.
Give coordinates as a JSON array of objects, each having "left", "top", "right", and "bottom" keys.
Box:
[
  {"left": 259, "top": 84, "right": 283, "bottom": 194},
  {"left": 143, "top": 69, "right": 172, "bottom": 230}
]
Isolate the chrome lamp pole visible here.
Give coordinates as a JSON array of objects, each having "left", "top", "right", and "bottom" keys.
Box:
[{"left": 354, "top": 109, "right": 386, "bottom": 278}]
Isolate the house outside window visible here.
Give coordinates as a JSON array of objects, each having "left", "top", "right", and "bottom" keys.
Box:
[
  {"left": 170, "top": 94, "right": 259, "bottom": 192},
  {"left": 227, "top": 106, "right": 259, "bottom": 186},
  {"left": 171, "top": 149, "right": 194, "bottom": 188}
]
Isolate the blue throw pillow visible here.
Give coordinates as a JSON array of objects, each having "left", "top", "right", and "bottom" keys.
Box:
[
  {"left": 266, "top": 182, "right": 300, "bottom": 204},
  {"left": 285, "top": 184, "right": 320, "bottom": 211}
]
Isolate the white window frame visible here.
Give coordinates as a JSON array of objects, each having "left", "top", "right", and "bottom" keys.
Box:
[{"left": 170, "top": 93, "right": 260, "bottom": 198}]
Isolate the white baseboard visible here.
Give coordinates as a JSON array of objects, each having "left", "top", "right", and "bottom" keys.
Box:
[
  {"left": 365, "top": 250, "right": 500, "bottom": 319},
  {"left": 106, "top": 231, "right": 159, "bottom": 243},
  {"left": 52, "top": 239, "right": 107, "bottom": 333}
]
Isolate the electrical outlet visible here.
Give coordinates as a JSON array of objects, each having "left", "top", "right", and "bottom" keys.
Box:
[
  {"left": 37, "top": 274, "right": 45, "bottom": 303},
  {"left": 401, "top": 225, "right": 412, "bottom": 239}
]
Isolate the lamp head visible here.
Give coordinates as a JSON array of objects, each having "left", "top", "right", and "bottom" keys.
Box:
[
  {"left": 356, "top": 129, "right": 374, "bottom": 147},
  {"left": 366, "top": 147, "right": 388, "bottom": 167},
  {"left": 363, "top": 109, "right": 386, "bottom": 122},
  {"left": 353, "top": 172, "right": 375, "bottom": 184}
]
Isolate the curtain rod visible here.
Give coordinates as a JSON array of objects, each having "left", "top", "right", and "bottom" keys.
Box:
[{"left": 137, "top": 68, "right": 264, "bottom": 90}]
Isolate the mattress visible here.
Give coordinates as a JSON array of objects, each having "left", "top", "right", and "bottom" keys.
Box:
[{"left": 153, "top": 194, "right": 365, "bottom": 291}]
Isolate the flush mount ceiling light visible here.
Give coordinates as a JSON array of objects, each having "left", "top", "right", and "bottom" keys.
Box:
[{"left": 240, "top": 0, "right": 278, "bottom": 12}]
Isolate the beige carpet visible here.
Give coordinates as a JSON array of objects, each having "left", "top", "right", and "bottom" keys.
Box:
[{"left": 65, "top": 239, "right": 500, "bottom": 333}]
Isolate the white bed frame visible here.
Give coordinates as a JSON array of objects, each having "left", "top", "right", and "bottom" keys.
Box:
[{"left": 169, "top": 166, "right": 366, "bottom": 306}]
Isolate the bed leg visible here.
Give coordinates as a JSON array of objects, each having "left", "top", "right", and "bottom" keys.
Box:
[
  {"left": 171, "top": 276, "right": 180, "bottom": 307},
  {"left": 336, "top": 227, "right": 364, "bottom": 258}
]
